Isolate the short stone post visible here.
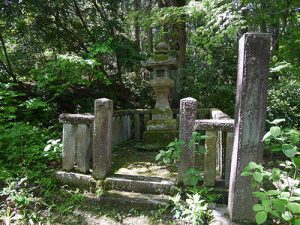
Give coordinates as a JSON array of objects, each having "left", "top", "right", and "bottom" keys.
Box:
[
  {"left": 92, "top": 98, "right": 113, "bottom": 179},
  {"left": 76, "top": 124, "right": 92, "bottom": 173},
  {"left": 178, "top": 97, "right": 197, "bottom": 183},
  {"left": 62, "top": 124, "right": 77, "bottom": 171},
  {"left": 134, "top": 113, "right": 140, "bottom": 141},
  {"left": 204, "top": 130, "right": 217, "bottom": 186},
  {"left": 228, "top": 33, "right": 271, "bottom": 222}
]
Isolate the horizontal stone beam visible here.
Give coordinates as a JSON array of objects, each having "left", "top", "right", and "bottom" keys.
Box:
[
  {"left": 59, "top": 113, "right": 94, "bottom": 124},
  {"left": 194, "top": 119, "right": 234, "bottom": 132},
  {"left": 113, "top": 109, "right": 152, "bottom": 116}
]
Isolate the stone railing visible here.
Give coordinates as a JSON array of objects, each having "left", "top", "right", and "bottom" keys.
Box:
[
  {"left": 178, "top": 98, "right": 234, "bottom": 187},
  {"left": 59, "top": 99, "right": 155, "bottom": 176},
  {"left": 59, "top": 113, "right": 94, "bottom": 174}
]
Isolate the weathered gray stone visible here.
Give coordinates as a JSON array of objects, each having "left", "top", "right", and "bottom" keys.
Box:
[
  {"left": 62, "top": 123, "right": 77, "bottom": 171},
  {"left": 204, "top": 130, "right": 217, "bottom": 186},
  {"left": 122, "top": 115, "right": 127, "bottom": 142},
  {"left": 194, "top": 119, "right": 234, "bottom": 132},
  {"left": 225, "top": 132, "right": 234, "bottom": 187},
  {"left": 59, "top": 113, "right": 94, "bottom": 124},
  {"left": 55, "top": 171, "right": 96, "bottom": 188},
  {"left": 228, "top": 33, "right": 271, "bottom": 222},
  {"left": 112, "top": 117, "right": 117, "bottom": 146},
  {"left": 134, "top": 114, "right": 140, "bottom": 141},
  {"left": 76, "top": 124, "right": 92, "bottom": 173},
  {"left": 127, "top": 115, "right": 131, "bottom": 140},
  {"left": 105, "top": 174, "right": 175, "bottom": 195},
  {"left": 178, "top": 97, "right": 197, "bottom": 183},
  {"left": 92, "top": 98, "right": 113, "bottom": 179},
  {"left": 210, "top": 108, "right": 232, "bottom": 179}
]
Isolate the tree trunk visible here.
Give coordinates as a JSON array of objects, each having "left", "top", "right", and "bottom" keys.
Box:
[
  {"left": 147, "top": 0, "right": 153, "bottom": 55},
  {"left": 134, "top": 0, "right": 141, "bottom": 50},
  {"left": 0, "top": 32, "right": 17, "bottom": 82}
]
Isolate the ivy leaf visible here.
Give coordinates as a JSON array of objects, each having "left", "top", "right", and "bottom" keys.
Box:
[{"left": 255, "top": 211, "right": 267, "bottom": 225}]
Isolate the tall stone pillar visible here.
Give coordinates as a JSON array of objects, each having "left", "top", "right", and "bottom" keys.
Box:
[
  {"left": 92, "top": 98, "right": 113, "bottom": 179},
  {"left": 228, "top": 33, "right": 271, "bottom": 222},
  {"left": 178, "top": 97, "right": 197, "bottom": 183}
]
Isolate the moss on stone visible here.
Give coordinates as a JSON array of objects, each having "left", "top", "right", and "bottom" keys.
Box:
[
  {"left": 143, "top": 130, "right": 179, "bottom": 146},
  {"left": 151, "top": 108, "right": 173, "bottom": 115},
  {"left": 147, "top": 119, "right": 177, "bottom": 131},
  {"left": 152, "top": 54, "right": 170, "bottom": 62}
]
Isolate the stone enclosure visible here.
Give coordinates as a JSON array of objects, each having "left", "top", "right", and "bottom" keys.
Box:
[{"left": 56, "top": 33, "right": 271, "bottom": 224}]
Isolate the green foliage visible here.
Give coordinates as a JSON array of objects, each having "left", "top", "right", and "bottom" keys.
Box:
[
  {"left": 242, "top": 123, "right": 300, "bottom": 224},
  {"left": 156, "top": 132, "right": 208, "bottom": 186},
  {"left": 155, "top": 138, "right": 184, "bottom": 165},
  {"left": 169, "top": 187, "right": 213, "bottom": 225},
  {"left": 183, "top": 168, "right": 203, "bottom": 186},
  {"left": 0, "top": 122, "right": 61, "bottom": 181}
]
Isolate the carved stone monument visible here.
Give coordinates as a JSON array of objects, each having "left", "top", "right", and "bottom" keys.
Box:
[{"left": 142, "top": 42, "right": 178, "bottom": 146}]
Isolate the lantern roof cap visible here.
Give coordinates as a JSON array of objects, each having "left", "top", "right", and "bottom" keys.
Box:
[{"left": 142, "top": 42, "right": 177, "bottom": 70}]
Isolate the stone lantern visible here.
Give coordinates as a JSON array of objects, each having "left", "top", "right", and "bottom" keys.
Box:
[{"left": 142, "top": 42, "right": 178, "bottom": 146}]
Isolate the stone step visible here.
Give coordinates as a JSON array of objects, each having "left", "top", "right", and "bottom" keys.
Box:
[
  {"left": 84, "top": 190, "right": 170, "bottom": 209},
  {"left": 105, "top": 174, "right": 176, "bottom": 195}
]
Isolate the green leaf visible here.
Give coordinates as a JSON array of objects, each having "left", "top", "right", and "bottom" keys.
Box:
[
  {"left": 267, "top": 190, "right": 280, "bottom": 196},
  {"left": 262, "top": 131, "right": 272, "bottom": 141},
  {"left": 269, "top": 210, "right": 280, "bottom": 218},
  {"left": 287, "top": 203, "right": 300, "bottom": 214},
  {"left": 253, "top": 172, "right": 264, "bottom": 183},
  {"left": 253, "top": 204, "right": 264, "bottom": 211},
  {"left": 269, "top": 119, "right": 285, "bottom": 125},
  {"left": 270, "top": 126, "right": 281, "bottom": 137},
  {"left": 255, "top": 211, "right": 267, "bottom": 225},
  {"left": 282, "top": 144, "right": 297, "bottom": 158},
  {"left": 253, "top": 192, "right": 267, "bottom": 199},
  {"left": 272, "top": 199, "right": 286, "bottom": 213},
  {"left": 294, "top": 219, "right": 300, "bottom": 225},
  {"left": 282, "top": 211, "right": 293, "bottom": 221},
  {"left": 241, "top": 171, "right": 252, "bottom": 176},
  {"left": 262, "top": 199, "right": 272, "bottom": 208},
  {"left": 292, "top": 157, "right": 300, "bottom": 168}
]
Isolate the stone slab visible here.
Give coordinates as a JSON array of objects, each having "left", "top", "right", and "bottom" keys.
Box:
[
  {"left": 194, "top": 119, "right": 234, "bottom": 132},
  {"left": 59, "top": 113, "right": 94, "bottom": 124}
]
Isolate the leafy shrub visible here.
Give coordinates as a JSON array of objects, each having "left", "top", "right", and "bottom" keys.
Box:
[
  {"left": 156, "top": 132, "right": 208, "bottom": 186},
  {"left": 170, "top": 187, "right": 214, "bottom": 225},
  {"left": 242, "top": 121, "right": 300, "bottom": 225},
  {"left": 0, "top": 122, "right": 61, "bottom": 182}
]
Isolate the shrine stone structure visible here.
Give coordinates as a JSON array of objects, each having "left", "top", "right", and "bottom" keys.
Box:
[{"left": 56, "top": 32, "right": 271, "bottom": 224}]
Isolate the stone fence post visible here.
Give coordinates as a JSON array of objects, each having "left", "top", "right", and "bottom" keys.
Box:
[
  {"left": 178, "top": 97, "right": 197, "bottom": 183},
  {"left": 228, "top": 33, "right": 271, "bottom": 222},
  {"left": 93, "top": 98, "right": 113, "bottom": 179}
]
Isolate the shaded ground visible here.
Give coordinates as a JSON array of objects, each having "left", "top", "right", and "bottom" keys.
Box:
[
  {"left": 111, "top": 141, "right": 177, "bottom": 181},
  {"left": 50, "top": 142, "right": 174, "bottom": 225}
]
